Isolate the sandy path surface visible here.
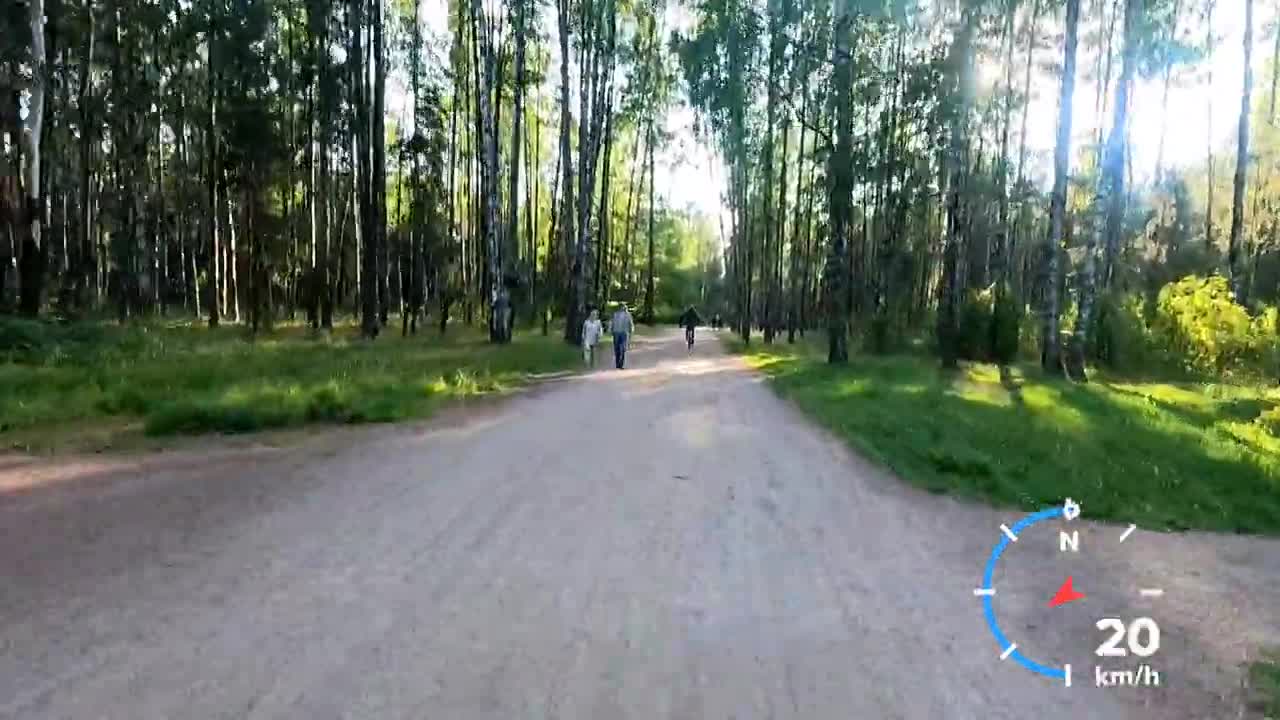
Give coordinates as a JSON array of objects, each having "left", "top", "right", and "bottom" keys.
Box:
[{"left": 2, "top": 328, "right": 1277, "bottom": 720}]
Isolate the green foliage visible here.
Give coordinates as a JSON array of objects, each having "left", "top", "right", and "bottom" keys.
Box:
[
  {"left": 1092, "top": 292, "right": 1156, "bottom": 372},
  {"left": 989, "top": 288, "right": 1021, "bottom": 365},
  {"left": 1016, "top": 304, "right": 1042, "bottom": 363},
  {"left": 1248, "top": 652, "right": 1280, "bottom": 717},
  {"left": 957, "top": 288, "right": 993, "bottom": 362},
  {"left": 1151, "top": 276, "right": 1257, "bottom": 375},
  {"left": 954, "top": 286, "right": 1021, "bottom": 364},
  {"left": 0, "top": 322, "right": 578, "bottom": 444},
  {"left": 735, "top": 341, "right": 1280, "bottom": 534},
  {"left": 1250, "top": 306, "right": 1280, "bottom": 373},
  {"left": 1255, "top": 406, "right": 1280, "bottom": 437}
]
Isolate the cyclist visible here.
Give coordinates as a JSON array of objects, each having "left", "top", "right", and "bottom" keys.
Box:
[{"left": 678, "top": 306, "right": 702, "bottom": 351}]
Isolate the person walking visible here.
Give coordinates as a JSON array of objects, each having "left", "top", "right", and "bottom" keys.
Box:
[
  {"left": 610, "top": 303, "right": 635, "bottom": 369},
  {"left": 582, "top": 309, "right": 603, "bottom": 367}
]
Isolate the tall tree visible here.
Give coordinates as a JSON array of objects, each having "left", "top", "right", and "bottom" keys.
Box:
[
  {"left": 556, "top": 0, "right": 577, "bottom": 343},
  {"left": 1204, "top": 0, "right": 1216, "bottom": 251},
  {"left": 1229, "top": 0, "right": 1253, "bottom": 302},
  {"left": 471, "top": 0, "right": 506, "bottom": 341},
  {"left": 1069, "top": 0, "right": 1139, "bottom": 379},
  {"left": 373, "top": 0, "right": 389, "bottom": 328},
  {"left": 353, "top": 0, "right": 377, "bottom": 338},
  {"left": 938, "top": 4, "right": 977, "bottom": 369},
  {"left": 507, "top": 0, "right": 529, "bottom": 295},
  {"left": 824, "top": 3, "right": 856, "bottom": 364},
  {"left": 15, "top": 0, "right": 48, "bottom": 316},
  {"left": 1042, "top": 0, "right": 1080, "bottom": 375}
]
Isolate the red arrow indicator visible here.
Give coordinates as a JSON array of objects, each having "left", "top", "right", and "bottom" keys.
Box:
[{"left": 1048, "top": 576, "right": 1086, "bottom": 607}]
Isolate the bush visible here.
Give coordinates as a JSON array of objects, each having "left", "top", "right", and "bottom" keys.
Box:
[
  {"left": 954, "top": 286, "right": 1020, "bottom": 364},
  {"left": 989, "top": 288, "right": 1021, "bottom": 365},
  {"left": 1092, "top": 292, "right": 1155, "bottom": 371},
  {"left": 957, "top": 288, "right": 994, "bottom": 361},
  {"left": 1018, "top": 307, "right": 1043, "bottom": 362},
  {"left": 1151, "top": 276, "right": 1255, "bottom": 375},
  {"left": 1249, "top": 306, "right": 1280, "bottom": 376},
  {"left": 1256, "top": 406, "right": 1280, "bottom": 437}
]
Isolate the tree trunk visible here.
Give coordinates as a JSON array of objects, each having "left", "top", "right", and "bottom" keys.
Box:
[
  {"left": 1069, "top": 0, "right": 1137, "bottom": 379},
  {"left": 993, "top": 0, "right": 1017, "bottom": 287},
  {"left": 645, "top": 118, "right": 656, "bottom": 324},
  {"left": 556, "top": 0, "right": 577, "bottom": 343},
  {"left": 374, "top": 0, "right": 388, "bottom": 328},
  {"left": 17, "top": 0, "right": 48, "bottom": 317},
  {"left": 761, "top": 0, "right": 781, "bottom": 343},
  {"left": 938, "top": 6, "right": 976, "bottom": 369},
  {"left": 1205, "top": 0, "right": 1216, "bottom": 251},
  {"left": 615, "top": 134, "right": 641, "bottom": 306},
  {"left": 527, "top": 95, "right": 539, "bottom": 320},
  {"left": 1011, "top": 0, "right": 1041, "bottom": 304},
  {"left": 1229, "top": 0, "right": 1253, "bottom": 302},
  {"left": 507, "top": 0, "right": 528, "bottom": 281},
  {"left": 595, "top": 112, "right": 614, "bottom": 306},
  {"left": 353, "top": 0, "right": 377, "bottom": 338},
  {"left": 1099, "top": 0, "right": 1139, "bottom": 290},
  {"left": 1042, "top": 0, "right": 1079, "bottom": 375},
  {"left": 1223, "top": 0, "right": 1254, "bottom": 301},
  {"left": 77, "top": 0, "right": 96, "bottom": 311},
  {"left": 788, "top": 50, "right": 809, "bottom": 344},
  {"left": 207, "top": 81, "right": 221, "bottom": 325},
  {"left": 825, "top": 11, "right": 855, "bottom": 364},
  {"left": 473, "top": 0, "right": 506, "bottom": 342}
]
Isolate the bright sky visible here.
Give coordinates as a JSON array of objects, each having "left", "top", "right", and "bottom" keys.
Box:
[
  {"left": 1010, "top": 0, "right": 1275, "bottom": 189},
  {"left": 405, "top": 0, "right": 1276, "bottom": 219},
  {"left": 407, "top": 0, "right": 725, "bottom": 219}
]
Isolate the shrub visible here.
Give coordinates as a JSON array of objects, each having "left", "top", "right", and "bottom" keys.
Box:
[
  {"left": 1151, "top": 275, "right": 1254, "bottom": 375},
  {"left": 989, "top": 288, "right": 1021, "bottom": 365},
  {"left": 1249, "top": 306, "right": 1280, "bottom": 376},
  {"left": 1017, "top": 306, "right": 1043, "bottom": 362},
  {"left": 1256, "top": 406, "right": 1280, "bottom": 437},
  {"left": 1092, "top": 292, "right": 1154, "bottom": 371},
  {"left": 957, "top": 288, "right": 994, "bottom": 361}
]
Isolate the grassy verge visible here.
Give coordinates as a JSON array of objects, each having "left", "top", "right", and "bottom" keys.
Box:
[
  {"left": 1249, "top": 653, "right": 1280, "bottom": 717},
  {"left": 728, "top": 335, "right": 1280, "bottom": 535},
  {"left": 2, "top": 319, "right": 579, "bottom": 450}
]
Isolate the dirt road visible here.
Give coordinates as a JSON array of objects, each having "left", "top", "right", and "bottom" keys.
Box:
[{"left": 2, "top": 328, "right": 1277, "bottom": 719}]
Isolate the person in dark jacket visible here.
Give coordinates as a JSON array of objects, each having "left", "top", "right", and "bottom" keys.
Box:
[{"left": 678, "top": 306, "right": 702, "bottom": 351}]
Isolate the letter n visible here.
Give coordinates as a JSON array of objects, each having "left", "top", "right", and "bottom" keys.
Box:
[{"left": 1059, "top": 530, "right": 1079, "bottom": 552}]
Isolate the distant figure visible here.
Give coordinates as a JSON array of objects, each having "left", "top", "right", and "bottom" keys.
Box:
[
  {"left": 679, "top": 306, "right": 702, "bottom": 351},
  {"left": 582, "top": 309, "right": 603, "bottom": 367},
  {"left": 610, "top": 303, "right": 635, "bottom": 369},
  {"left": 711, "top": 313, "right": 722, "bottom": 330}
]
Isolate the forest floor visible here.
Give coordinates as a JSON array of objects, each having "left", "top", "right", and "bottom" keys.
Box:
[
  {"left": 0, "top": 319, "right": 580, "bottom": 454},
  {"left": 1, "top": 327, "right": 1277, "bottom": 718},
  {"left": 730, "top": 334, "right": 1280, "bottom": 536}
]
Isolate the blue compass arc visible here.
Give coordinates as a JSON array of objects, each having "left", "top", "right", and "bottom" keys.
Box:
[{"left": 979, "top": 505, "right": 1068, "bottom": 681}]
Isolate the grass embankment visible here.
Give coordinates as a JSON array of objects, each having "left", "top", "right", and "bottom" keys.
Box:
[
  {"left": 2, "top": 319, "right": 578, "bottom": 450},
  {"left": 1250, "top": 654, "right": 1280, "bottom": 717},
  {"left": 730, "top": 336, "right": 1280, "bottom": 535}
]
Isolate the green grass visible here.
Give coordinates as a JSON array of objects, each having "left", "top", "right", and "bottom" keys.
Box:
[
  {"left": 730, "top": 336, "right": 1280, "bottom": 535},
  {"left": 1250, "top": 653, "right": 1280, "bottom": 717},
  {"left": 1, "top": 318, "right": 579, "bottom": 447}
]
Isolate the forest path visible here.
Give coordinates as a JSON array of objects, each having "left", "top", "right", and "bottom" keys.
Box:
[{"left": 2, "top": 328, "right": 1277, "bottom": 719}]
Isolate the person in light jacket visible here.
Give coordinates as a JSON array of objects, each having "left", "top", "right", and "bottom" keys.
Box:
[
  {"left": 609, "top": 304, "right": 635, "bottom": 369},
  {"left": 581, "top": 309, "right": 603, "bottom": 367}
]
